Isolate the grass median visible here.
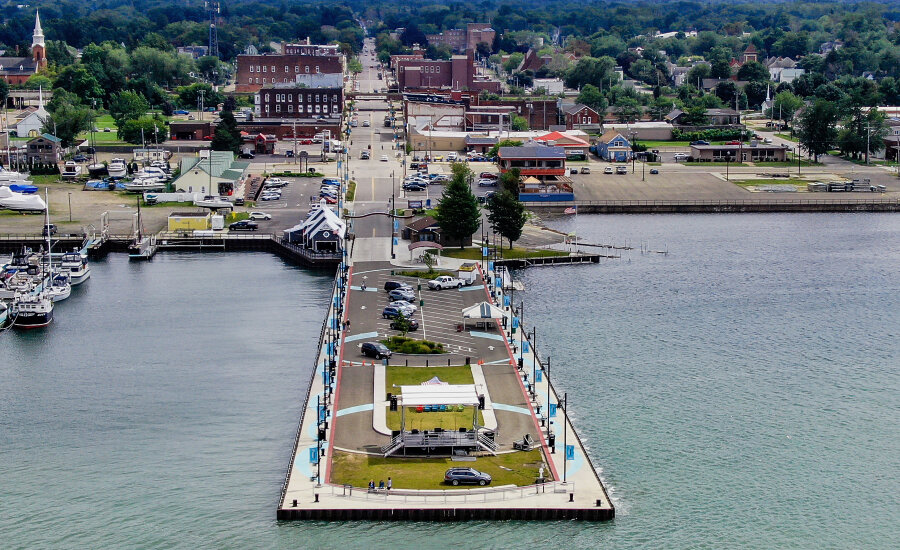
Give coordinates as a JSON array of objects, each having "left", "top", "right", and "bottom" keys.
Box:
[{"left": 331, "top": 449, "right": 549, "bottom": 489}]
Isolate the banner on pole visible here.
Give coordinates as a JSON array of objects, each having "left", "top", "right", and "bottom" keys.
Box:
[
  {"left": 309, "top": 446, "right": 319, "bottom": 464},
  {"left": 549, "top": 403, "right": 557, "bottom": 417},
  {"left": 566, "top": 445, "right": 575, "bottom": 460},
  {"left": 536, "top": 369, "right": 542, "bottom": 382}
]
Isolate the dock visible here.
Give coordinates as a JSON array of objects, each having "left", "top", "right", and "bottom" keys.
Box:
[{"left": 522, "top": 197, "right": 900, "bottom": 214}]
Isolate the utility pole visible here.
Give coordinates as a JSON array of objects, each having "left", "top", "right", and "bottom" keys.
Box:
[{"left": 865, "top": 124, "right": 872, "bottom": 165}]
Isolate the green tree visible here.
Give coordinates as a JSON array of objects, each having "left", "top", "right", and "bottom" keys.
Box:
[
  {"left": 564, "top": 56, "right": 617, "bottom": 90},
  {"left": 736, "top": 60, "right": 770, "bottom": 83},
  {"left": 46, "top": 40, "right": 75, "bottom": 67},
  {"left": 109, "top": 91, "right": 150, "bottom": 128},
  {"left": 614, "top": 97, "right": 641, "bottom": 123},
  {"left": 54, "top": 64, "right": 103, "bottom": 102},
  {"left": 118, "top": 117, "right": 166, "bottom": 145},
  {"left": 435, "top": 163, "right": 481, "bottom": 249},
  {"left": 392, "top": 311, "right": 413, "bottom": 336},
  {"left": 24, "top": 74, "right": 52, "bottom": 90},
  {"left": 510, "top": 114, "right": 529, "bottom": 131},
  {"left": 0, "top": 78, "right": 8, "bottom": 106},
  {"left": 503, "top": 52, "right": 524, "bottom": 73},
  {"left": 41, "top": 101, "right": 94, "bottom": 147},
  {"left": 486, "top": 189, "right": 527, "bottom": 250},
  {"left": 498, "top": 168, "right": 520, "bottom": 199},
  {"left": 576, "top": 83, "right": 608, "bottom": 113},
  {"left": 210, "top": 110, "right": 242, "bottom": 153},
  {"left": 176, "top": 82, "right": 224, "bottom": 110},
  {"left": 649, "top": 96, "right": 677, "bottom": 121},
  {"left": 487, "top": 139, "right": 522, "bottom": 159},
  {"left": 347, "top": 58, "right": 363, "bottom": 73},
  {"left": 680, "top": 105, "right": 709, "bottom": 126},
  {"left": 796, "top": 99, "right": 839, "bottom": 162},
  {"left": 768, "top": 90, "right": 803, "bottom": 122}
]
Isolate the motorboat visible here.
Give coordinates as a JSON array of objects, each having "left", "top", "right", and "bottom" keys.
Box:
[
  {"left": 46, "top": 273, "right": 71, "bottom": 302},
  {"left": 62, "top": 161, "right": 83, "bottom": 179},
  {"left": 87, "top": 162, "right": 108, "bottom": 178},
  {"left": 194, "top": 195, "right": 233, "bottom": 209},
  {"left": 134, "top": 167, "right": 169, "bottom": 181},
  {"left": 0, "top": 167, "right": 29, "bottom": 184},
  {"left": 0, "top": 186, "right": 46, "bottom": 211},
  {"left": 10, "top": 292, "right": 53, "bottom": 329},
  {"left": 123, "top": 178, "right": 166, "bottom": 193},
  {"left": 108, "top": 158, "right": 127, "bottom": 178},
  {"left": 9, "top": 184, "right": 38, "bottom": 194},
  {"left": 59, "top": 252, "right": 91, "bottom": 285}
]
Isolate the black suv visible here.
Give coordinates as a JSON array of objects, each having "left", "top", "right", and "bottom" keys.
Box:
[
  {"left": 229, "top": 220, "right": 259, "bottom": 231},
  {"left": 42, "top": 224, "right": 58, "bottom": 237},
  {"left": 444, "top": 467, "right": 492, "bottom": 486},
  {"left": 361, "top": 342, "right": 392, "bottom": 359},
  {"left": 384, "top": 281, "right": 412, "bottom": 292}
]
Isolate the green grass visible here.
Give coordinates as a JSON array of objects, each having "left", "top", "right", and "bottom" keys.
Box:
[
  {"left": 331, "top": 448, "right": 549, "bottom": 490},
  {"left": 384, "top": 364, "right": 483, "bottom": 430},
  {"left": 225, "top": 211, "right": 249, "bottom": 223},
  {"left": 27, "top": 175, "right": 62, "bottom": 186},
  {"left": 836, "top": 156, "right": 893, "bottom": 166},
  {"left": 346, "top": 180, "right": 356, "bottom": 201},
  {"left": 381, "top": 335, "right": 446, "bottom": 355},
  {"left": 732, "top": 178, "right": 807, "bottom": 188},
  {"left": 386, "top": 365, "right": 475, "bottom": 387},
  {"left": 387, "top": 406, "right": 484, "bottom": 432},
  {"left": 439, "top": 247, "right": 563, "bottom": 260},
  {"left": 396, "top": 269, "right": 453, "bottom": 280},
  {"left": 775, "top": 133, "right": 798, "bottom": 142},
  {"left": 637, "top": 140, "right": 727, "bottom": 148},
  {"left": 683, "top": 162, "right": 749, "bottom": 167}
]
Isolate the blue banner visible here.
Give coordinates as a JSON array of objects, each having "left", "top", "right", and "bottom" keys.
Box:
[
  {"left": 322, "top": 370, "right": 330, "bottom": 385},
  {"left": 393, "top": 219, "right": 399, "bottom": 230},
  {"left": 318, "top": 405, "right": 326, "bottom": 422},
  {"left": 503, "top": 296, "right": 510, "bottom": 307},
  {"left": 536, "top": 369, "right": 542, "bottom": 382},
  {"left": 488, "top": 261, "right": 494, "bottom": 271},
  {"left": 566, "top": 445, "right": 575, "bottom": 460},
  {"left": 549, "top": 403, "right": 557, "bottom": 417},
  {"left": 512, "top": 317, "right": 519, "bottom": 329},
  {"left": 309, "top": 446, "right": 319, "bottom": 464},
  {"left": 393, "top": 237, "right": 398, "bottom": 246},
  {"left": 482, "top": 247, "right": 488, "bottom": 257},
  {"left": 523, "top": 341, "right": 530, "bottom": 353},
  {"left": 495, "top": 277, "right": 502, "bottom": 287}
]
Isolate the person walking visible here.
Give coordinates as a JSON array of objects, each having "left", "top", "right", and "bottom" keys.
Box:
[{"left": 386, "top": 477, "right": 392, "bottom": 491}]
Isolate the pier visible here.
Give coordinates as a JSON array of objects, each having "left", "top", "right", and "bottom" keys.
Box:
[{"left": 522, "top": 197, "right": 900, "bottom": 213}]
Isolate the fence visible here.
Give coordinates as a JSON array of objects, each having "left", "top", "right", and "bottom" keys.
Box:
[{"left": 316, "top": 480, "right": 575, "bottom": 505}]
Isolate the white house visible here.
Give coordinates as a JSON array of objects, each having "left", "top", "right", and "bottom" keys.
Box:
[{"left": 14, "top": 88, "right": 48, "bottom": 138}]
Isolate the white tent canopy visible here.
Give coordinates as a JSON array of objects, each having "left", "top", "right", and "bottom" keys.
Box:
[
  {"left": 461, "top": 301, "right": 505, "bottom": 320},
  {"left": 399, "top": 384, "right": 480, "bottom": 406}
]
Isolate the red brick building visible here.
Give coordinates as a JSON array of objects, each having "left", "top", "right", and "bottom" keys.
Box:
[
  {"left": 236, "top": 53, "right": 342, "bottom": 93},
  {"left": 0, "top": 12, "right": 47, "bottom": 85},
  {"left": 254, "top": 86, "right": 343, "bottom": 118},
  {"left": 397, "top": 51, "right": 499, "bottom": 92},
  {"left": 562, "top": 104, "right": 602, "bottom": 130}
]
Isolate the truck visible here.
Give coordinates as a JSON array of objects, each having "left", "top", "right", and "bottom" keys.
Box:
[
  {"left": 428, "top": 275, "right": 466, "bottom": 290},
  {"left": 457, "top": 263, "right": 478, "bottom": 285}
]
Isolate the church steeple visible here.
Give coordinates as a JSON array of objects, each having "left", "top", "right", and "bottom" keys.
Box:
[{"left": 32, "top": 10, "right": 46, "bottom": 70}]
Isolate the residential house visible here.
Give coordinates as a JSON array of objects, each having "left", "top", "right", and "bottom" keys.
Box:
[
  {"left": 596, "top": 130, "right": 633, "bottom": 162},
  {"left": 14, "top": 104, "right": 48, "bottom": 138},
  {"left": 666, "top": 108, "right": 741, "bottom": 127},
  {"left": 25, "top": 133, "right": 61, "bottom": 164},
  {"left": 561, "top": 103, "right": 602, "bottom": 130},
  {"left": 177, "top": 45, "right": 209, "bottom": 59},
  {"left": 517, "top": 49, "right": 552, "bottom": 73}
]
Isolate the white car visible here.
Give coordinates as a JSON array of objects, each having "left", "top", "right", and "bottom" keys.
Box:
[
  {"left": 362, "top": 120, "right": 370, "bottom": 127},
  {"left": 380, "top": 155, "right": 389, "bottom": 161},
  {"left": 248, "top": 212, "right": 271, "bottom": 220},
  {"left": 389, "top": 300, "right": 418, "bottom": 313},
  {"left": 673, "top": 153, "right": 689, "bottom": 161},
  {"left": 604, "top": 166, "right": 614, "bottom": 174}
]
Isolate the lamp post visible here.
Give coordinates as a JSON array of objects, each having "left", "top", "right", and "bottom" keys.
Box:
[
  {"left": 67, "top": 192, "right": 72, "bottom": 222},
  {"left": 562, "top": 392, "right": 568, "bottom": 481},
  {"left": 629, "top": 131, "right": 637, "bottom": 173}
]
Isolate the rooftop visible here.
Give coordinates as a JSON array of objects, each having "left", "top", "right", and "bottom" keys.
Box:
[{"left": 498, "top": 144, "right": 566, "bottom": 159}]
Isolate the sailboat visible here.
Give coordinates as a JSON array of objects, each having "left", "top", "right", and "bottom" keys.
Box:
[
  {"left": 128, "top": 196, "right": 155, "bottom": 260},
  {"left": 87, "top": 114, "right": 106, "bottom": 177},
  {"left": 41, "top": 188, "right": 70, "bottom": 302}
]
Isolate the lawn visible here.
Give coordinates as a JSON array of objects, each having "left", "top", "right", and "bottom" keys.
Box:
[
  {"left": 637, "top": 140, "right": 727, "bottom": 148},
  {"left": 732, "top": 178, "right": 808, "bottom": 188},
  {"left": 775, "top": 133, "right": 798, "bottom": 142},
  {"left": 754, "top": 160, "right": 818, "bottom": 167},
  {"left": 439, "top": 247, "right": 562, "bottom": 260},
  {"left": 330, "top": 448, "right": 549, "bottom": 490},
  {"left": 385, "top": 365, "right": 482, "bottom": 430},
  {"left": 683, "top": 161, "right": 749, "bottom": 167},
  {"left": 396, "top": 269, "right": 453, "bottom": 280}
]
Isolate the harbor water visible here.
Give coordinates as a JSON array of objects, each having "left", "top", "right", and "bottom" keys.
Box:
[{"left": 2, "top": 213, "right": 899, "bottom": 548}]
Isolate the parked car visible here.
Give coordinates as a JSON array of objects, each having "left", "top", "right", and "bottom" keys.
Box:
[
  {"left": 690, "top": 140, "right": 710, "bottom": 146},
  {"left": 479, "top": 172, "right": 498, "bottom": 180},
  {"left": 604, "top": 166, "right": 614, "bottom": 174},
  {"left": 673, "top": 153, "right": 689, "bottom": 161},
  {"left": 581, "top": 167, "right": 591, "bottom": 174},
  {"left": 260, "top": 194, "right": 280, "bottom": 201},
  {"left": 388, "top": 288, "right": 416, "bottom": 302},
  {"left": 229, "top": 220, "right": 259, "bottom": 231},
  {"left": 402, "top": 182, "right": 426, "bottom": 191},
  {"left": 477, "top": 178, "right": 497, "bottom": 187},
  {"left": 362, "top": 120, "right": 370, "bottom": 127},
  {"left": 381, "top": 306, "right": 408, "bottom": 319},
  {"left": 384, "top": 281, "right": 413, "bottom": 292},
  {"left": 321, "top": 196, "right": 337, "bottom": 204},
  {"left": 726, "top": 140, "right": 741, "bottom": 145},
  {"left": 569, "top": 168, "right": 578, "bottom": 174},
  {"left": 390, "top": 318, "right": 419, "bottom": 331},
  {"left": 42, "top": 223, "right": 58, "bottom": 236},
  {"left": 248, "top": 212, "right": 271, "bottom": 220},
  {"left": 616, "top": 165, "right": 628, "bottom": 174},
  {"left": 361, "top": 342, "right": 392, "bottom": 359},
  {"left": 444, "top": 467, "right": 492, "bottom": 486},
  {"left": 763, "top": 138, "right": 773, "bottom": 144},
  {"left": 478, "top": 191, "right": 496, "bottom": 203},
  {"left": 650, "top": 168, "right": 659, "bottom": 174},
  {"left": 380, "top": 155, "right": 389, "bottom": 161},
  {"left": 72, "top": 154, "right": 88, "bottom": 162},
  {"left": 173, "top": 109, "right": 190, "bottom": 115},
  {"left": 103, "top": 127, "right": 111, "bottom": 132},
  {"left": 430, "top": 174, "right": 449, "bottom": 183},
  {"left": 238, "top": 152, "right": 255, "bottom": 159}
]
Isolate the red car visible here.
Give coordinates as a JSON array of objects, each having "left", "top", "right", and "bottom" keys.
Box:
[
  {"left": 479, "top": 172, "right": 498, "bottom": 180},
  {"left": 322, "top": 195, "right": 337, "bottom": 204},
  {"left": 726, "top": 140, "right": 742, "bottom": 145},
  {"left": 298, "top": 139, "right": 313, "bottom": 145}
]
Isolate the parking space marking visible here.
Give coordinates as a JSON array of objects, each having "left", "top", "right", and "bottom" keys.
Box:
[
  {"left": 459, "top": 285, "right": 486, "bottom": 292},
  {"left": 336, "top": 403, "right": 374, "bottom": 417},
  {"left": 470, "top": 331, "right": 506, "bottom": 341},
  {"left": 345, "top": 331, "right": 379, "bottom": 343},
  {"left": 492, "top": 403, "right": 531, "bottom": 415}
]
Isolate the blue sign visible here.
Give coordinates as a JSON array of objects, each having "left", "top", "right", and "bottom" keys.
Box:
[
  {"left": 488, "top": 261, "right": 494, "bottom": 271},
  {"left": 523, "top": 341, "right": 530, "bottom": 353},
  {"left": 425, "top": 199, "right": 431, "bottom": 207},
  {"left": 536, "top": 369, "right": 542, "bottom": 382},
  {"left": 393, "top": 237, "right": 398, "bottom": 246},
  {"left": 322, "top": 370, "right": 330, "bottom": 385},
  {"left": 512, "top": 317, "right": 519, "bottom": 329},
  {"left": 393, "top": 219, "right": 399, "bottom": 230},
  {"left": 318, "top": 405, "right": 326, "bottom": 422},
  {"left": 504, "top": 296, "right": 510, "bottom": 307},
  {"left": 549, "top": 403, "right": 557, "bottom": 417},
  {"left": 495, "top": 277, "right": 502, "bottom": 287},
  {"left": 566, "top": 445, "right": 575, "bottom": 460},
  {"left": 309, "top": 446, "right": 319, "bottom": 464},
  {"left": 482, "top": 247, "right": 488, "bottom": 257}
]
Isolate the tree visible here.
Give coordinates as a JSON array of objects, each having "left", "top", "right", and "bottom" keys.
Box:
[
  {"left": 796, "top": 99, "right": 839, "bottom": 162},
  {"left": 347, "top": 58, "right": 363, "bottom": 73},
  {"left": 24, "top": 74, "right": 52, "bottom": 90},
  {"left": 211, "top": 110, "right": 242, "bottom": 153},
  {"left": 392, "top": 311, "right": 413, "bottom": 336},
  {"left": 434, "top": 163, "right": 481, "bottom": 249},
  {"left": 649, "top": 96, "right": 676, "bottom": 121},
  {"left": 41, "top": 101, "right": 93, "bottom": 147},
  {"left": 0, "top": 78, "right": 8, "bottom": 106},
  {"left": 564, "top": 56, "right": 617, "bottom": 90},
  {"left": 109, "top": 91, "right": 150, "bottom": 128},
  {"left": 487, "top": 139, "right": 522, "bottom": 159},
  {"left": 576, "top": 83, "right": 607, "bottom": 113},
  {"left": 118, "top": 117, "right": 165, "bottom": 144},
  {"left": 46, "top": 40, "right": 75, "bottom": 67},
  {"left": 177, "top": 82, "right": 223, "bottom": 110},
  {"left": 767, "top": 90, "right": 803, "bottom": 123},
  {"left": 503, "top": 52, "right": 524, "bottom": 73},
  {"left": 510, "top": 114, "right": 529, "bottom": 131},
  {"left": 737, "top": 61, "right": 770, "bottom": 83},
  {"left": 680, "top": 105, "right": 709, "bottom": 126},
  {"left": 486, "top": 190, "right": 527, "bottom": 250},
  {"left": 53, "top": 64, "right": 103, "bottom": 103},
  {"left": 499, "top": 168, "right": 520, "bottom": 199},
  {"left": 614, "top": 97, "right": 641, "bottom": 123},
  {"left": 743, "top": 81, "right": 770, "bottom": 110}
]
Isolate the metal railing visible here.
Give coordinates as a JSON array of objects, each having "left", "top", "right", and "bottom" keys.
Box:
[
  {"left": 315, "top": 480, "right": 574, "bottom": 504},
  {"left": 521, "top": 198, "right": 899, "bottom": 208}
]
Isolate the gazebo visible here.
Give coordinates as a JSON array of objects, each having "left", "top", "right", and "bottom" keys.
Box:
[
  {"left": 381, "top": 384, "right": 496, "bottom": 457},
  {"left": 460, "top": 301, "right": 506, "bottom": 330},
  {"left": 408, "top": 240, "right": 442, "bottom": 262}
]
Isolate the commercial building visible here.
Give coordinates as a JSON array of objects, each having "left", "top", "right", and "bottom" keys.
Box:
[
  {"left": 690, "top": 143, "right": 789, "bottom": 162},
  {"left": 396, "top": 51, "right": 499, "bottom": 93},
  {"left": 254, "top": 86, "right": 343, "bottom": 119},
  {"left": 497, "top": 144, "right": 566, "bottom": 181},
  {"left": 236, "top": 49, "right": 343, "bottom": 93},
  {"left": 25, "top": 133, "right": 61, "bottom": 164},
  {"left": 425, "top": 23, "right": 495, "bottom": 54},
  {"left": 170, "top": 151, "right": 249, "bottom": 195}
]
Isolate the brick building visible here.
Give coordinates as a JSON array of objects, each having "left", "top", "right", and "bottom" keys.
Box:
[
  {"left": 236, "top": 53, "right": 343, "bottom": 93},
  {"left": 283, "top": 42, "right": 341, "bottom": 56},
  {"left": 0, "top": 12, "right": 47, "bottom": 85},
  {"left": 425, "top": 24, "right": 495, "bottom": 54},
  {"left": 466, "top": 23, "right": 495, "bottom": 51},
  {"left": 425, "top": 30, "right": 466, "bottom": 52},
  {"left": 254, "top": 86, "right": 343, "bottom": 119},
  {"left": 397, "top": 51, "right": 499, "bottom": 92}
]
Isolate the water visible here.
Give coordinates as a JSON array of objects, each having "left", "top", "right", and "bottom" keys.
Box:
[{"left": 2, "top": 214, "right": 898, "bottom": 548}]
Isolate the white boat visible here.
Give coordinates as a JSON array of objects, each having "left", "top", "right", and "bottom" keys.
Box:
[
  {"left": 87, "top": 162, "right": 107, "bottom": 177},
  {"left": 194, "top": 195, "right": 233, "bottom": 209},
  {"left": 123, "top": 178, "right": 165, "bottom": 193},
  {"left": 108, "top": 158, "right": 127, "bottom": 178},
  {"left": 0, "top": 186, "right": 46, "bottom": 211},
  {"left": 46, "top": 273, "right": 71, "bottom": 302},
  {"left": 10, "top": 292, "right": 53, "bottom": 329},
  {"left": 59, "top": 252, "right": 90, "bottom": 285},
  {"left": 136, "top": 166, "right": 170, "bottom": 181},
  {"left": 61, "top": 161, "right": 83, "bottom": 179},
  {"left": 0, "top": 167, "right": 29, "bottom": 184}
]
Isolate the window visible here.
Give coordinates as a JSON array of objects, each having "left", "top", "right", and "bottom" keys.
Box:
[
  {"left": 315, "top": 66, "right": 320, "bottom": 73},
  {"left": 248, "top": 77, "right": 252, "bottom": 83},
  {"left": 250, "top": 66, "right": 254, "bottom": 73},
  {"left": 288, "top": 94, "right": 293, "bottom": 102},
  {"left": 283, "top": 78, "right": 287, "bottom": 83},
  {"left": 284, "top": 65, "right": 289, "bottom": 73},
  {"left": 265, "top": 94, "right": 269, "bottom": 101},
  {"left": 256, "top": 65, "right": 261, "bottom": 72},
  {"left": 295, "top": 65, "right": 299, "bottom": 73},
  {"left": 276, "top": 105, "right": 281, "bottom": 112},
  {"left": 271, "top": 66, "right": 275, "bottom": 73},
  {"left": 315, "top": 105, "right": 321, "bottom": 113},
  {"left": 305, "top": 66, "right": 309, "bottom": 73},
  {"left": 262, "top": 65, "right": 267, "bottom": 72},
  {"left": 315, "top": 95, "right": 320, "bottom": 102},
  {"left": 332, "top": 95, "right": 337, "bottom": 101},
  {"left": 288, "top": 104, "right": 293, "bottom": 113},
  {"left": 255, "top": 78, "right": 259, "bottom": 83},
  {"left": 263, "top": 78, "right": 267, "bottom": 84}
]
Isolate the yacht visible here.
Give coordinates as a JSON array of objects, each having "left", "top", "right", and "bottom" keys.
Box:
[
  {"left": 137, "top": 166, "right": 170, "bottom": 180},
  {"left": 61, "top": 161, "right": 83, "bottom": 179},
  {"left": 46, "top": 273, "right": 71, "bottom": 302},
  {"left": 0, "top": 167, "right": 29, "bottom": 184},
  {"left": 0, "top": 186, "right": 46, "bottom": 211},
  {"left": 10, "top": 293, "right": 53, "bottom": 329},
  {"left": 108, "top": 158, "right": 127, "bottom": 178},
  {"left": 59, "top": 252, "right": 91, "bottom": 285},
  {"left": 194, "top": 196, "right": 233, "bottom": 209},
  {"left": 87, "top": 161, "right": 108, "bottom": 178},
  {"left": 123, "top": 178, "right": 165, "bottom": 193}
]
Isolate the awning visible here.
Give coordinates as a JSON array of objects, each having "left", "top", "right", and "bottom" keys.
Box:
[
  {"left": 461, "top": 301, "right": 505, "bottom": 320},
  {"left": 408, "top": 241, "right": 443, "bottom": 251},
  {"left": 399, "top": 384, "right": 480, "bottom": 406}
]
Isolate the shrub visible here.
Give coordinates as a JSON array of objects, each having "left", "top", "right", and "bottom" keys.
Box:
[{"left": 381, "top": 336, "right": 446, "bottom": 354}]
